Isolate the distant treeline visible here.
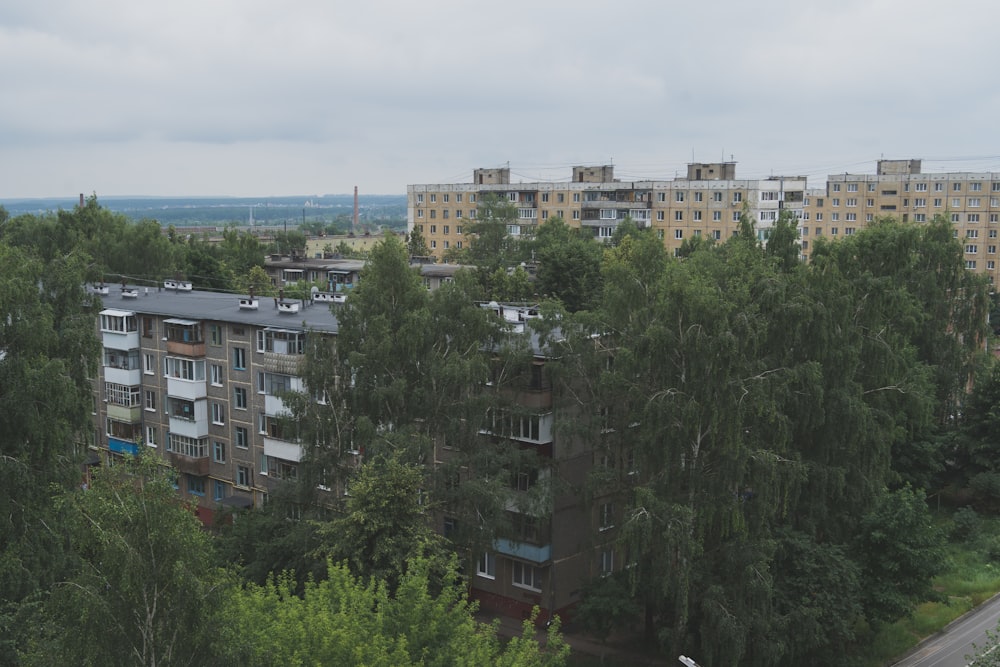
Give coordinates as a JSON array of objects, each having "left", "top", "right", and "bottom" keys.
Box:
[{"left": 1, "top": 194, "right": 408, "bottom": 229}]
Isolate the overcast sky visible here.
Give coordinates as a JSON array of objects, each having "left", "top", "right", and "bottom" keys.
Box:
[{"left": 2, "top": 0, "right": 998, "bottom": 198}]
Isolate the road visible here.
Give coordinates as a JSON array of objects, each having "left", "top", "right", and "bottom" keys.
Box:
[{"left": 892, "top": 594, "right": 1000, "bottom": 667}]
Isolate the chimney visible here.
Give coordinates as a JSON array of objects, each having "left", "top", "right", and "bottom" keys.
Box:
[
  {"left": 353, "top": 185, "right": 359, "bottom": 234},
  {"left": 79, "top": 193, "right": 85, "bottom": 208}
]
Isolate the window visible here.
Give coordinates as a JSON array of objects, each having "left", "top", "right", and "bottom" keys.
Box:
[
  {"left": 832, "top": 198, "right": 840, "bottom": 207},
  {"left": 656, "top": 211, "right": 665, "bottom": 221},
  {"left": 429, "top": 210, "right": 436, "bottom": 220},
  {"left": 713, "top": 191, "right": 722, "bottom": 202},
  {"left": 213, "top": 480, "right": 226, "bottom": 501},
  {"left": 211, "top": 364, "right": 223, "bottom": 386},
  {"left": 442, "top": 193, "right": 449, "bottom": 203},
  {"left": 831, "top": 213, "right": 839, "bottom": 221},
  {"left": 846, "top": 198, "right": 857, "bottom": 207},
  {"left": 164, "top": 356, "right": 205, "bottom": 381},
  {"left": 212, "top": 402, "right": 225, "bottom": 425},
  {"left": 416, "top": 193, "right": 424, "bottom": 203},
  {"left": 209, "top": 324, "right": 222, "bottom": 345},
  {"left": 233, "top": 347, "right": 246, "bottom": 370},
  {"left": 847, "top": 183, "right": 858, "bottom": 192},
  {"left": 144, "top": 390, "right": 156, "bottom": 411},
  {"left": 694, "top": 192, "right": 703, "bottom": 202},
  {"left": 675, "top": 191, "right": 685, "bottom": 202},
  {"left": 915, "top": 183, "right": 927, "bottom": 192},
  {"left": 674, "top": 211, "right": 683, "bottom": 222},
  {"left": 443, "top": 225, "right": 449, "bottom": 234},
  {"left": 831, "top": 227, "right": 839, "bottom": 236},
  {"left": 969, "top": 229, "right": 979, "bottom": 238},
  {"left": 600, "top": 502, "right": 615, "bottom": 530},
  {"left": 970, "top": 214, "right": 981, "bottom": 223},
  {"left": 142, "top": 316, "right": 154, "bottom": 338},
  {"left": 213, "top": 440, "right": 226, "bottom": 463},
  {"left": 599, "top": 549, "right": 615, "bottom": 576},
  {"left": 969, "top": 198, "right": 981, "bottom": 208},
  {"left": 430, "top": 194, "right": 436, "bottom": 203},
  {"left": 966, "top": 260, "right": 977, "bottom": 269},
  {"left": 146, "top": 426, "right": 157, "bottom": 448},
  {"left": 693, "top": 210, "right": 702, "bottom": 221},
  {"left": 512, "top": 562, "right": 542, "bottom": 591},
  {"left": 657, "top": 192, "right": 666, "bottom": 202},
  {"left": 674, "top": 229, "right": 683, "bottom": 239},
  {"left": 144, "top": 353, "right": 155, "bottom": 375},
  {"left": 235, "top": 426, "right": 248, "bottom": 449},
  {"left": 234, "top": 387, "right": 247, "bottom": 410},
  {"left": 188, "top": 476, "right": 205, "bottom": 496},
  {"left": 236, "top": 464, "right": 250, "bottom": 488},
  {"left": 442, "top": 210, "right": 449, "bottom": 219},
  {"left": 915, "top": 198, "right": 927, "bottom": 207},
  {"left": 967, "top": 245, "right": 979, "bottom": 254},
  {"left": 954, "top": 183, "right": 962, "bottom": 191},
  {"left": 712, "top": 211, "right": 721, "bottom": 221},
  {"left": 934, "top": 198, "right": 942, "bottom": 208},
  {"left": 713, "top": 230, "right": 722, "bottom": 240},
  {"left": 832, "top": 184, "right": 841, "bottom": 192},
  {"left": 477, "top": 553, "right": 496, "bottom": 579},
  {"left": 867, "top": 198, "right": 875, "bottom": 207}
]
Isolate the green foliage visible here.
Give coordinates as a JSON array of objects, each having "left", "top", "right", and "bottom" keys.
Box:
[
  {"left": 532, "top": 217, "right": 602, "bottom": 311},
  {"left": 951, "top": 506, "right": 981, "bottom": 541},
  {"left": 219, "top": 558, "right": 569, "bottom": 667},
  {"left": 407, "top": 225, "right": 431, "bottom": 257},
  {"left": 0, "top": 238, "right": 100, "bottom": 663},
  {"left": 315, "top": 456, "right": 450, "bottom": 590},
  {"left": 573, "top": 573, "right": 640, "bottom": 643},
  {"left": 853, "top": 486, "right": 947, "bottom": 626},
  {"left": 24, "top": 452, "right": 228, "bottom": 666}
]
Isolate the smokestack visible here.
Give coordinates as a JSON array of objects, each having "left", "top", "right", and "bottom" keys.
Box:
[
  {"left": 79, "top": 193, "right": 84, "bottom": 208},
  {"left": 353, "top": 185, "right": 359, "bottom": 234}
]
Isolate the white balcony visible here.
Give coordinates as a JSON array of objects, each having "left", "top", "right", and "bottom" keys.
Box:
[
  {"left": 168, "top": 413, "right": 209, "bottom": 439},
  {"left": 264, "top": 437, "right": 302, "bottom": 463},
  {"left": 166, "top": 376, "right": 207, "bottom": 401},
  {"left": 104, "top": 366, "right": 142, "bottom": 387}
]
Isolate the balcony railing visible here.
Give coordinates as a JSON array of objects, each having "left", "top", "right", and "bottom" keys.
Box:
[
  {"left": 494, "top": 539, "right": 552, "bottom": 564},
  {"left": 167, "top": 451, "right": 210, "bottom": 476}
]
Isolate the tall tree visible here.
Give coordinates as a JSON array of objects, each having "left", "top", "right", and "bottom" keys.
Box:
[
  {"left": 532, "top": 217, "right": 603, "bottom": 312},
  {"left": 24, "top": 452, "right": 228, "bottom": 666},
  {"left": 0, "top": 239, "right": 100, "bottom": 663}
]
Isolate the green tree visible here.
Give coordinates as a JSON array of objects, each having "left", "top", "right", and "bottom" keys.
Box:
[
  {"left": 316, "top": 456, "right": 449, "bottom": 590},
  {"left": 407, "top": 225, "right": 431, "bottom": 258},
  {"left": 852, "top": 485, "right": 947, "bottom": 626},
  {"left": 532, "top": 217, "right": 603, "bottom": 312},
  {"left": 219, "top": 558, "right": 568, "bottom": 666},
  {"left": 25, "top": 452, "right": 228, "bottom": 666},
  {"left": 0, "top": 240, "right": 100, "bottom": 663}
]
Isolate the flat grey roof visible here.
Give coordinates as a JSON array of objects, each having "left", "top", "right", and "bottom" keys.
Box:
[{"left": 91, "top": 284, "right": 340, "bottom": 334}]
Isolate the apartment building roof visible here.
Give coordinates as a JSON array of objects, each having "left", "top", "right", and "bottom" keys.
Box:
[{"left": 90, "top": 283, "right": 341, "bottom": 334}]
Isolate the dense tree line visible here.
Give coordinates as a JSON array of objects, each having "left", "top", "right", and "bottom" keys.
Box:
[{"left": 2, "top": 196, "right": 999, "bottom": 665}]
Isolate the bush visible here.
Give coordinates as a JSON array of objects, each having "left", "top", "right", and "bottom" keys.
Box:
[{"left": 952, "top": 507, "right": 981, "bottom": 542}]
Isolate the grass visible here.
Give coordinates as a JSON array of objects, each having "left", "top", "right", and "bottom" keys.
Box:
[{"left": 863, "top": 515, "right": 1000, "bottom": 666}]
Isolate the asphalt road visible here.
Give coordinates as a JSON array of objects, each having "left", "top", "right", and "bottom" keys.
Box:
[{"left": 892, "top": 594, "right": 1000, "bottom": 667}]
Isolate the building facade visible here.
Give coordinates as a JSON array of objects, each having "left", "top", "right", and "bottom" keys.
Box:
[
  {"left": 90, "top": 281, "right": 340, "bottom": 524},
  {"left": 408, "top": 159, "right": 1000, "bottom": 284},
  {"left": 800, "top": 159, "right": 1000, "bottom": 284},
  {"left": 408, "top": 163, "right": 807, "bottom": 257}
]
